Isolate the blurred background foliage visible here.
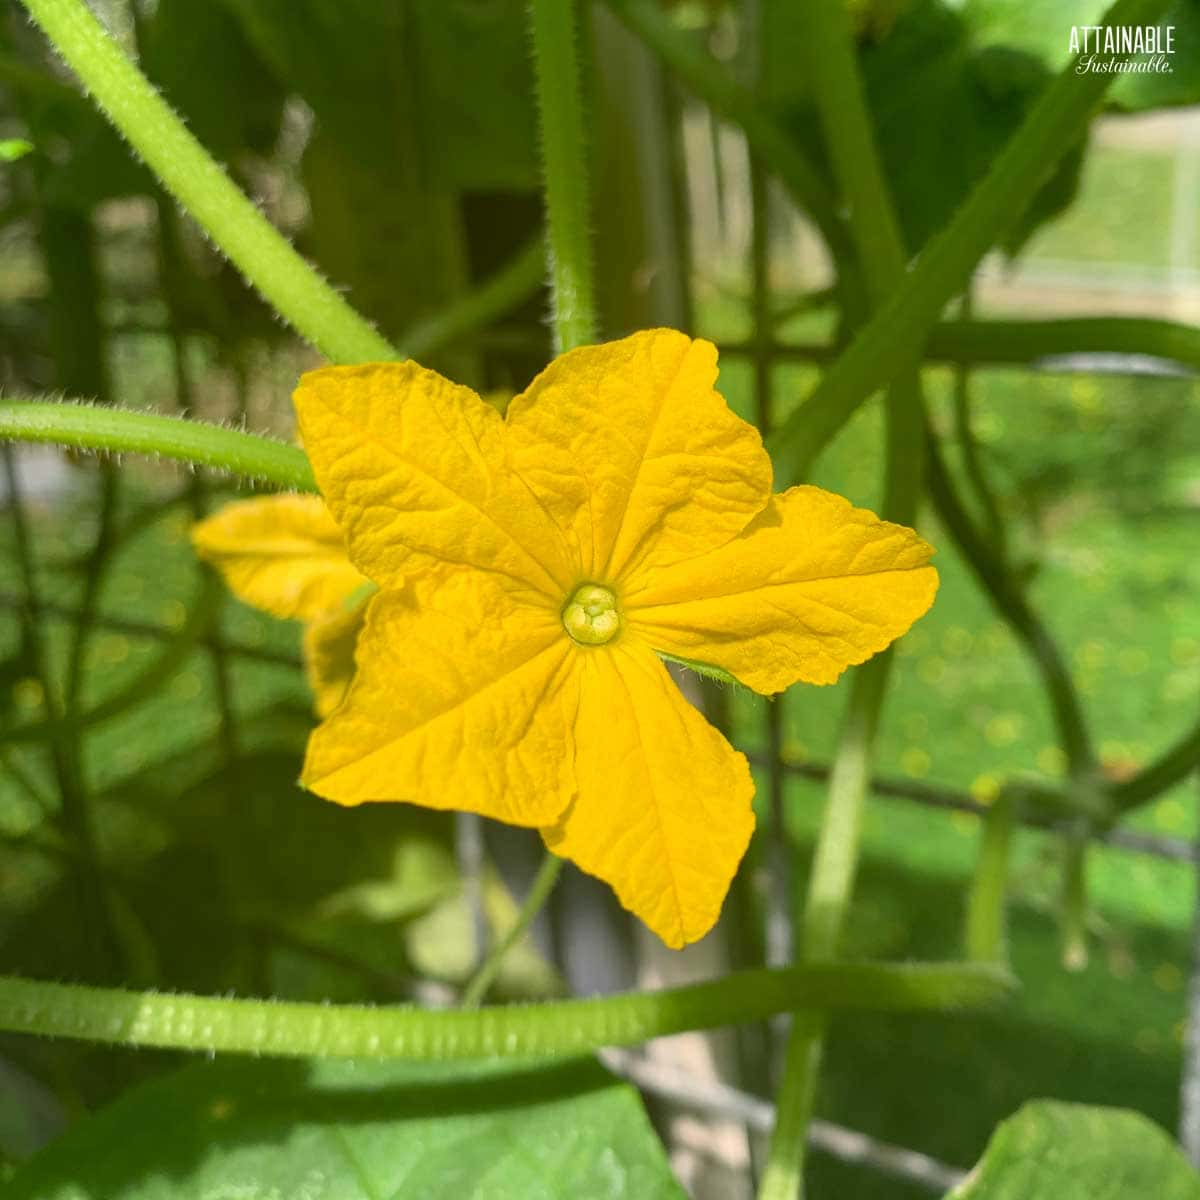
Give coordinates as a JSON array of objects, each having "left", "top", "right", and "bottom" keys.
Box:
[{"left": 1, "top": 0, "right": 1200, "bottom": 1196}]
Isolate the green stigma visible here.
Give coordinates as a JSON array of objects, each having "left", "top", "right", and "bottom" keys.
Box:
[{"left": 562, "top": 583, "right": 620, "bottom": 646}]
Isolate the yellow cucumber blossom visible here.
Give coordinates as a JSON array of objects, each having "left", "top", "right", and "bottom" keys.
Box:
[
  {"left": 191, "top": 493, "right": 369, "bottom": 717},
  {"left": 192, "top": 391, "right": 515, "bottom": 715},
  {"left": 198, "top": 330, "right": 939, "bottom": 948}
]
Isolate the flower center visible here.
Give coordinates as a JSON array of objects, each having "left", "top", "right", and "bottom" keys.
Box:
[{"left": 562, "top": 583, "right": 620, "bottom": 646}]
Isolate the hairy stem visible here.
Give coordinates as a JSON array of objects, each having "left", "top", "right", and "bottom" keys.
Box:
[
  {"left": 0, "top": 962, "right": 1012, "bottom": 1060},
  {"left": 0, "top": 401, "right": 315, "bottom": 491},
  {"left": 529, "top": 0, "right": 598, "bottom": 353}
]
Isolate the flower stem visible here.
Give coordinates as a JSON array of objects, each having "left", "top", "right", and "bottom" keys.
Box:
[
  {"left": 528, "top": 0, "right": 598, "bottom": 353},
  {"left": 769, "top": 0, "right": 1172, "bottom": 481},
  {"left": 398, "top": 235, "right": 547, "bottom": 363},
  {"left": 0, "top": 961, "right": 1012, "bottom": 1061},
  {"left": 461, "top": 852, "right": 564, "bottom": 1009},
  {"left": 965, "top": 793, "right": 1016, "bottom": 963},
  {"left": 19, "top": 0, "right": 395, "bottom": 365},
  {"left": 759, "top": 659, "right": 893, "bottom": 1200},
  {"left": 758, "top": 2, "right": 923, "bottom": 1193},
  {"left": 0, "top": 401, "right": 315, "bottom": 492}
]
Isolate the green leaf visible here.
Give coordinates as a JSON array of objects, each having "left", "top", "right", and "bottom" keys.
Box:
[
  {"left": 7, "top": 1056, "right": 685, "bottom": 1200},
  {"left": 949, "top": 1100, "right": 1200, "bottom": 1199},
  {"left": 856, "top": 1, "right": 1082, "bottom": 255},
  {"left": 0, "top": 138, "right": 34, "bottom": 162},
  {"left": 766, "top": 0, "right": 1083, "bottom": 256},
  {"left": 956, "top": 0, "right": 1200, "bottom": 111}
]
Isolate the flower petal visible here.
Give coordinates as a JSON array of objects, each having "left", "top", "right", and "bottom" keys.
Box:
[
  {"left": 191, "top": 495, "right": 366, "bottom": 621},
  {"left": 506, "top": 330, "right": 772, "bottom": 585},
  {"left": 294, "top": 363, "right": 573, "bottom": 600},
  {"left": 542, "top": 645, "right": 755, "bottom": 949},
  {"left": 303, "top": 601, "right": 367, "bottom": 718},
  {"left": 302, "top": 578, "right": 579, "bottom": 825},
  {"left": 627, "top": 486, "right": 939, "bottom": 693}
]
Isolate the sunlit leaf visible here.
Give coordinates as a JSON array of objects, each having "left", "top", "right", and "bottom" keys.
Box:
[
  {"left": 8, "top": 1057, "right": 685, "bottom": 1200},
  {"left": 0, "top": 138, "right": 34, "bottom": 162},
  {"left": 949, "top": 1100, "right": 1200, "bottom": 1199}
]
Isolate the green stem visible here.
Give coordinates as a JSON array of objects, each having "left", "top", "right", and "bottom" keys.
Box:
[
  {"left": 924, "top": 430, "right": 1096, "bottom": 778},
  {"left": 759, "top": 4, "right": 924, "bottom": 1195},
  {"left": 0, "top": 401, "right": 315, "bottom": 491},
  {"left": 19, "top": 0, "right": 395, "bottom": 364},
  {"left": 768, "top": 0, "right": 1171, "bottom": 481},
  {"left": 1, "top": 574, "right": 222, "bottom": 747},
  {"left": 461, "top": 852, "right": 564, "bottom": 1008},
  {"left": 965, "top": 793, "right": 1016, "bottom": 964},
  {"left": 1109, "top": 718, "right": 1200, "bottom": 814},
  {"left": 929, "top": 315, "right": 1200, "bottom": 372},
  {"left": 802, "top": 17, "right": 906, "bottom": 300},
  {"left": 760, "top": 659, "right": 899, "bottom": 1200},
  {"left": 529, "top": 0, "right": 597, "bottom": 353},
  {"left": 398, "top": 235, "right": 547, "bottom": 362},
  {"left": 802, "top": 667, "right": 891, "bottom": 959},
  {"left": 952, "top": 295, "right": 1009, "bottom": 559},
  {"left": 0, "top": 961, "right": 1012, "bottom": 1060},
  {"left": 723, "top": 314, "right": 1200, "bottom": 374},
  {"left": 1060, "top": 833, "right": 1091, "bottom": 971}
]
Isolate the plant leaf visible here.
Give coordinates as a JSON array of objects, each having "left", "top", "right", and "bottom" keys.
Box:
[
  {"left": 949, "top": 1100, "right": 1200, "bottom": 1199},
  {"left": 7, "top": 1056, "right": 685, "bottom": 1200},
  {"left": 0, "top": 138, "right": 34, "bottom": 162}
]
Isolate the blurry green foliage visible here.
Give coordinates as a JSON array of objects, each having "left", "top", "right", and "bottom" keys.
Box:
[
  {"left": 141, "top": 0, "right": 284, "bottom": 159},
  {"left": 0, "top": 137, "right": 33, "bottom": 161}
]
